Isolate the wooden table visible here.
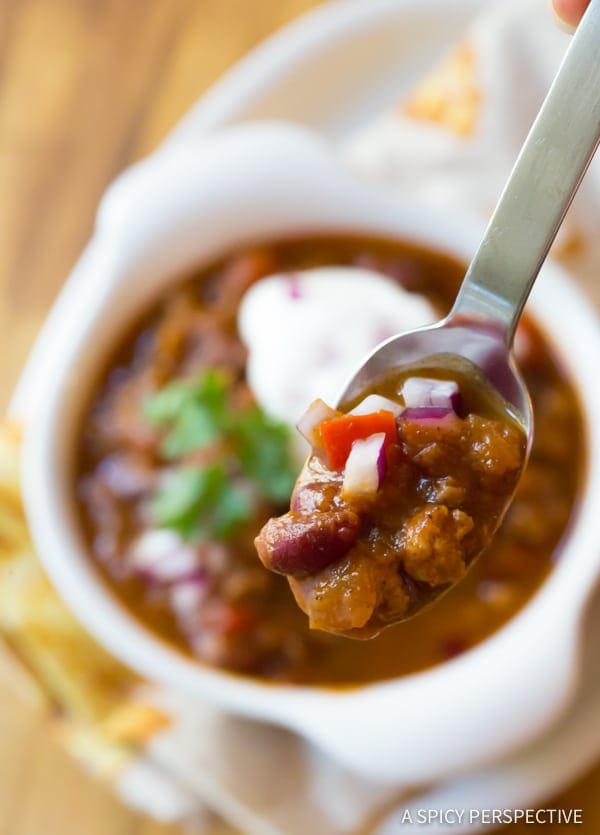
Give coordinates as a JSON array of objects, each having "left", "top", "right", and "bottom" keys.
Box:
[{"left": 0, "top": 1, "right": 598, "bottom": 832}]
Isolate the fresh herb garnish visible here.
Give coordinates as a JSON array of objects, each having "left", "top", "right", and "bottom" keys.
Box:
[
  {"left": 143, "top": 371, "right": 297, "bottom": 541},
  {"left": 152, "top": 464, "right": 253, "bottom": 541},
  {"left": 143, "top": 370, "right": 228, "bottom": 459},
  {"left": 233, "top": 408, "right": 298, "bottom": 503}
]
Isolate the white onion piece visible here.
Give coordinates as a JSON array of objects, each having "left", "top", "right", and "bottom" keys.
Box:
[
  {"left": 400, "top": 377, "right": 461, "bottom": 412},
  {"left": 341, "top": 433, "right": 387, "bottom": 499},
  {"left": 350, "top": 394, "right": 402, "bottom": 417},
  {"left": 129, "top": 529, "right": 199, "bottom": 583},
  {"left": 296, "top": 398, "right": 338, "bottom": 448}
]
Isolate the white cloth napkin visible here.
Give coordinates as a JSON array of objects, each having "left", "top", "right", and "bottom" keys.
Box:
[{"left": 104, "top": 1, "right": 598, "bottom": 831}]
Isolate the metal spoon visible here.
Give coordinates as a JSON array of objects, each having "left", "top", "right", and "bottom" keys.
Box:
[{"left": 339, "top": 0, "right": 600, "bottom": 445}]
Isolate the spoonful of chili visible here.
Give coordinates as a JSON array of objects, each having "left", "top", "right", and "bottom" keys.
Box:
[{"left": 255, "top": 1, "right": 600, "bottom": 637}]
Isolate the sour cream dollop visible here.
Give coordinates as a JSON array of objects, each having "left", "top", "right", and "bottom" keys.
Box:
[{"left": 237, "top": 267, "right": 437, "bottom": 425}]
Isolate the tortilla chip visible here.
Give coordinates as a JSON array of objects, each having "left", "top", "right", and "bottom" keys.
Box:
[
  {"left": 57, "top": 720, "right": 133, "bottom": 780},
  {"left": 403, "top": 42, "right": 481, "bottom": 136},
  {"left": 0, "top": 421, "right": 170, "bottom": 777},
  {"left": 102, "top": 701, "right": 171, "bottom": 746}
]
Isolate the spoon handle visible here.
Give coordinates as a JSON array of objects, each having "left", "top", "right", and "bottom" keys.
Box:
[{"left": 450, "top": 0, "right": 600, "bottom": 343}]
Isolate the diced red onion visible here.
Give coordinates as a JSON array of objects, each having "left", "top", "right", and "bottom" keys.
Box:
[
  {"left": 97, "top": 453, "right": 156, "bottom": 498},
  {"left": 296, "top": 398, "right": 339, "bottom": 448},
  {"left": 129, "top": 529, "right": 199, "bottom": 584},
  {"left": 400, "top": 406, "right": 457, "bottom": 428},
  {"left": 170, "top": 574, "right": 210, "bottom": 621},
  {"left": 341, "top": 432, "right": 387, "bottom": 499},
  {"left": 350, "top": 394, "right": 403, "bottom": 417},
  {"left": 400, "top": 377, "right": 461, "bottom": 413}
]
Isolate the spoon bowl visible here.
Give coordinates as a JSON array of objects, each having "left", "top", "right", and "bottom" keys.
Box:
[{"left": 338, "top": 316, "right": 532, "bottom": 440}]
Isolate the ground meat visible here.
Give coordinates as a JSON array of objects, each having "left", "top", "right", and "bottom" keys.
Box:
[
  {"left": 290, "top": 551, "right": 382, "bottom": 632},
  {"left": 290, "top": 480, "right": 340, "bottom": 514},
  {"left": 399, "top": 416, "right": 464, "bottom": 476},
  {"left": 464, "top": 415, "right": 525, "bottom": 479},
  {"left": 419, "top": 476, "right": 466, "bottom": 506},
  {"left": 400, "top": 505, "right": 474, "bottom": 586}
]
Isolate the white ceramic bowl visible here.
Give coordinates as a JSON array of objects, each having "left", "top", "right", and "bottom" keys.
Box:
[{"left": 21, "top": 122, "right": 600, "bottom": 783}]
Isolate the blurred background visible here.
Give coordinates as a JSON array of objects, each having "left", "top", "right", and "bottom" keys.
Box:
[{"left": 0, "top": 1, "right": 598, "bottom": 833}]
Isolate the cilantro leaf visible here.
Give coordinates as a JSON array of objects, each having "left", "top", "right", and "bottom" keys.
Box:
[
  {"left": 152, "top": 465, "right": 253, "bottom": 542},
  {"left": 233, "top": 408, "right": 297, "bottom": 504},
  {"left": 143, "top": 370, "right": 229, "bottom": 459},
  {"left": 160, "top": 401, "right": 220, "bottom": 459},
  {"left": 152, "top": 466, "right": 225, "bottom": 534},
  {"left": 143, "top": 380, "right": 197, "bottom": 426},
  {"left": 144, "top": 370, "right": 297, "bottom": 542},
  {"left": 211, "top": 484, "right": 253, "bottom": 539}
]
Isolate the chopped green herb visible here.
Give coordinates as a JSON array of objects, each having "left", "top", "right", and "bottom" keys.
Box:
[
  {"left": 211, "top": 484, "right": 253, "bottom": 539},
  {"left": 143, "top": 370, "right": 229, "bottom": 459},
  {"left": 152, "top": 466, "right": 223, "bottom": 536},
  {"left": 233, "top": 408, "right": 298, "bottom": 503},
  {"left": 160, "top": 401, "right": 221, "bottom": 459},
  {"left": 143, "top": 370, "right": 298, "bottom": 541},
  {"left": 152, "top": 464, "right": 253, "bottom": 542},
  {"left": 143, "top": 380, "right": 197, "bottom": 426}
]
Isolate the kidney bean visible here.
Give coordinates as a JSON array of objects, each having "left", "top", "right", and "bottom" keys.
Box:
[{"left": 255, "top": 510, "right": 361, "bottom": 577}]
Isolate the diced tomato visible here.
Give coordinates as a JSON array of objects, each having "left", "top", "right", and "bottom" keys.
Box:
[
  {"left": 202, "top": 601, "right": 258, "bottom": 634},
  {"left": 319, "top": 411, "right": 397, "bottom": 470}
]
